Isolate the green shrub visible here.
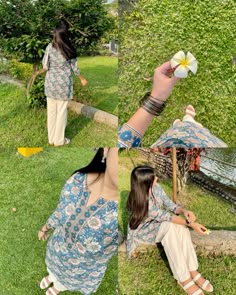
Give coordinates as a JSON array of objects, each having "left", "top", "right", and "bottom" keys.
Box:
[
  {"left": 119, "top": 0, "right": 236, "bottom": 146},
  {"left": 8, "top": 59, "right": 32, "bottom": 82},
  {"left": 0, "top": 60, "right": 10, "bottom": 74},
  {"left": 27, "top": 76, "right": 46, "bottom": 108}
]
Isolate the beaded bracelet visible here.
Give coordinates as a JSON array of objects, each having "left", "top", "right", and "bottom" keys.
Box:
[{"left": 141, "top": 92, "right": 165, "bottom": 116}]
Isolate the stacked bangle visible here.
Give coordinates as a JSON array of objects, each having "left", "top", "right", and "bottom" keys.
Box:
[{"left": 141, "top": 92, "right": 165, "bottom": 116}]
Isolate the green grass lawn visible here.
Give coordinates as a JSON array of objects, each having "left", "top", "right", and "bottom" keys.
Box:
[
  {"left": 0, "top": 83, "right": 116, "bottom": 148},
  {"left": 0, "top": 55, "right": 118, "bottom": 115},
  {"left": 118, "top": 149, "right": 236, "bottom": 295},
  {"left": 0, "top": 148, "right": 117, "bottom": 295},
  {"left": 75, "top": 56, "right": 118, "bottom": 115},
  {"left": 119, "top": 0, "right": 236, "bottom": 146}
]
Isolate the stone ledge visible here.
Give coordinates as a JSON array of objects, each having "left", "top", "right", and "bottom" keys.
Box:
[
  {"left": 68, "top": 100, "right": 118, "bottom": 128},
  {"left": 119, "top": 230, "right": 236, "bottom": 257}
]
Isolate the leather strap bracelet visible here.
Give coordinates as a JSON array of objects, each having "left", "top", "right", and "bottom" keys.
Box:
[
  {"left": 141, "top": 92, "right": 165, "bottom": 116},
  {"left": 186, "top": 219, "right": 192, "bottom": 227}
]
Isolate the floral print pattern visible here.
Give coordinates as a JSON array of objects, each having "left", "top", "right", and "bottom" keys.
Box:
[
  {"left": 42, "top": 43, "right": 80, "bottom": 100},
  {"left": 45, "top": 172, "right": 118, "bottom": 294},
  {"left": 118, "top": 124, "right": 142, "bottom": 148},
  {"left": 118, "top": 121, "right": 226, "bottom": 148},
  {"left": 126, "top": 184, "right": 180, "bottom": 257}
]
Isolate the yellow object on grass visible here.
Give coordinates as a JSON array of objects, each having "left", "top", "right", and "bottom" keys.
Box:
[{"left": 17, "top": 147, "right": 43, "bottom": 157}]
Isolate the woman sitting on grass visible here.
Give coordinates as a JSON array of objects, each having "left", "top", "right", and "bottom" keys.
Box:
[
  {"left": 38, "top": 148, "right": 118, "bottom": 295},
  {"left": 126, "top": 165, "right": 213, "bottom": 295}
]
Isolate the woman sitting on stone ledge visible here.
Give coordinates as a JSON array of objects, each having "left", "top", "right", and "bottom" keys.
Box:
[{"left": 126, "top": 165, "right": 213, "bottom": 295}]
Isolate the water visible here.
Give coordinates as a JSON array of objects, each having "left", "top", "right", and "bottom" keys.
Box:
[{"left": 200, "top": 148, "right": 236, "bottom": 188}]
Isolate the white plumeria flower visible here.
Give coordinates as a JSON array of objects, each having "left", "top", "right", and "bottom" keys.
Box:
[{"left": 171, "top": 51, "right": 198, "bottom": 78}]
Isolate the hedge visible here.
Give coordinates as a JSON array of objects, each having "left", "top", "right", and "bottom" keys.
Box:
[{"left": 119, "top": 0, "right": 236, "bottom": 146}]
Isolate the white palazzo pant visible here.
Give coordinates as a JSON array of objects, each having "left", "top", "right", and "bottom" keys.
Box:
[
  {"left": 47, "top": 97, "right": 69, "bottom": 146},
  {"left": 156, "top": 222, "right": 198, "bottom": 282},
  {"left": 47, "top": 268, "right": 67, "bottom": 291}
]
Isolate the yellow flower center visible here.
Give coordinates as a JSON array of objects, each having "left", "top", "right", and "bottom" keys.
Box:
[{"left": 180, "top": 58, "right": 189, "bottom": 67}]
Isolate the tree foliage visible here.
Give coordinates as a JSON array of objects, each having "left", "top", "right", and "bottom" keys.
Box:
[
  {"left": 0, "top": 0, "right": 113, "bottom": 96},
  {"left": 119, "top": 0, "right": 236, "bottom": 146},
  {"left": 0, "top": 0, "right": 113, "bottom": 62}
]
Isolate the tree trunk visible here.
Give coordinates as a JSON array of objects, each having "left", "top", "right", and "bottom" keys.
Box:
[{"left": 26, "top": 62, "right": 39, "bottom": 97}]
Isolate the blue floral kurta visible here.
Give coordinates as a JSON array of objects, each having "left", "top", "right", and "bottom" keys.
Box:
[
  {"left": 118, "top": 122, "right": 227, "bottom": 148},
  {"left": 42, "top": 43, "right": 80, "bottom": 100},
  {"left": 45, "top": 172, "right": 118, "bottom": 294},
  {"left": 127, "top": 184, "right": 180, "bottom": 257}
]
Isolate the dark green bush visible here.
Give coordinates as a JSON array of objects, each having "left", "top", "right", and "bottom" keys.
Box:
[
  {"left": 119, "top": 0, "right": 236, "bottom": 146},
  {"left": 27, "top": 76, "right": 46, "bottom": 108}
]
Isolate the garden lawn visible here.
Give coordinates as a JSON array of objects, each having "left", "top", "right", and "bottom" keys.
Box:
[
  {"left": 74, "top": 56, "right": 118, "bottom": 115},
  {"left": 0, "top": 83, "right": 116, "bottom": 148},
  {"left": 119, "top": 0, "right": 236, "bottom": 146},
  {"left": 0, "top": 148, "right": 117, "bottom": 295},
  {"left": 0, "top": 55, "right": 118, "bottom": 115},
  {"left": 118, "top": 149, "right": 236, "bottom": 295}
]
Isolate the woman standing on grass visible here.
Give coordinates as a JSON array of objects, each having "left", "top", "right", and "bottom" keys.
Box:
[
  {"left": 38, "top": 148, "right": 118, "bottom": 295},
  {"left": 126, "top": 166, "right": 213, "bottom": 295},
  {"left": 42, "top": 24, "right": 88, "bottom": 147}
]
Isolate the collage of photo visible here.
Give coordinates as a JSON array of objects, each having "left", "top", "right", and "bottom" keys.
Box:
[{"left": 0, "top": 1, "right": 236, "bottom": 295}]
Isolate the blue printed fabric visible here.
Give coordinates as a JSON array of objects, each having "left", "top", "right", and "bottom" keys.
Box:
[
  {"left": 151, "top": 121, "right": 227, "bottom": 148},
  {"left": 45, "top": 172, "right": 118, "bottom": 294},
  {"left": 118, "top": 122, "right": 227, "bottom": 148},
  {"left": 118, "top": 124, "right": 142, "bottom": 148},
  {"left": 126, "top": 184, "right": 180, "bottom": 257},
  {"left": 42, "top": 43, "right": 80, "bottom": 100}
]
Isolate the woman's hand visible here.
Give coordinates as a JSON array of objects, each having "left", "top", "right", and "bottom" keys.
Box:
[
  {"left": 151, "top": 61, "right": 180, "bottom": 102},
  {"left": 190, "top": 222, "right": 207, "bottom": 236},
  {"left": 38, "top": 230, "right": 49, "bottom": 241},
  {"left": 81, "top": 78, "right": 88, "bottom": 87},
  {"left": 38, "top": 224, "right": 50, "bottom": 241},
  {"left": 79, "top": 74, "right": 88, "bottom": 87},
  {"left": 183, "top": 209, "right": 196, "bottom": 223}
]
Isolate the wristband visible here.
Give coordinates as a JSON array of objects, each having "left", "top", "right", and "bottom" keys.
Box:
[
  {"left": 185, "top": 219, "right": 192, "bottom": 227},
  {"left": 141, "top": 92, "right": 165, "bottom": 116}
]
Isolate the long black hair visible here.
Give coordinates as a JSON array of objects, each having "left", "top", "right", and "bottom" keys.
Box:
[
  {"left": 72, "top": 148, "right": 106, "bottom": 179},
  {"left": 127, "top": 166, "right": 155, "bottom": 230},
  {"left": 52, "top": 24, "right": 77, "bottom": 60}
]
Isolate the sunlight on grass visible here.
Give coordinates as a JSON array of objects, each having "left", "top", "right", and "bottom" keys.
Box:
[{"left": 0, "top": 83, "right": 116, "bottom": 148}]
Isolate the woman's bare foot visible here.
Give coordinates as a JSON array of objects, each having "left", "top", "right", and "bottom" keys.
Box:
[
  {"left": 173, "top": 119, "right": 181, "bottom": 126},
  {"left": 39, "top": 276, "right": 52, "bottom": 289},
  {"left": 179, "top": 277, "right": 204, "bottom": 295},
  {"left": 185, "top": 105, "right": 196, "bottom": 118},
  {"left": 190, "top": 271, "right": 213, "bottom": 292},
  {"left": 46, "top": 286, "right": 61, "bottom": 295}
]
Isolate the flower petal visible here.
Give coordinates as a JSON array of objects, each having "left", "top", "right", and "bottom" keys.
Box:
[
  {"left": 186, "top": 51, "right": 197, "bottom": 64},
  {"left": 186, "top": 60, "right": 198, "bottom": 74},
  {"left": 174, "top": 65, "right": 189, "bottom": 78},
  {"left": 171, "top": 50, "right": 186, "bottom": 67}
]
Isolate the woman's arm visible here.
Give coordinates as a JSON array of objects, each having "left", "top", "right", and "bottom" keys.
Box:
[
  {"left": 70, "top": 59, "right": 88, "bottom": 86},
  {"left": 175, "top": 207, "right": 196, "bottom": 223},
  {"left": 118, "top": 62, "right": 180, "bottom": 147},
  {"left": 171, "top": 215, "right": 207, "bottom": 236},
  {"left": 127, "top": 62, "right": 180, "bottom": 136}
]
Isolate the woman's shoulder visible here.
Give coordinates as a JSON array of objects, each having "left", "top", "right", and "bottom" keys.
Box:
[
  {"left": 152, "top": 183, "right": 164, "bottom": 195},
  {"left": 67, "top": 171, "right": 86, "bottom": 185},
  {"left": 45, "top": 43, "right": 52, "bottom": 50}
]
